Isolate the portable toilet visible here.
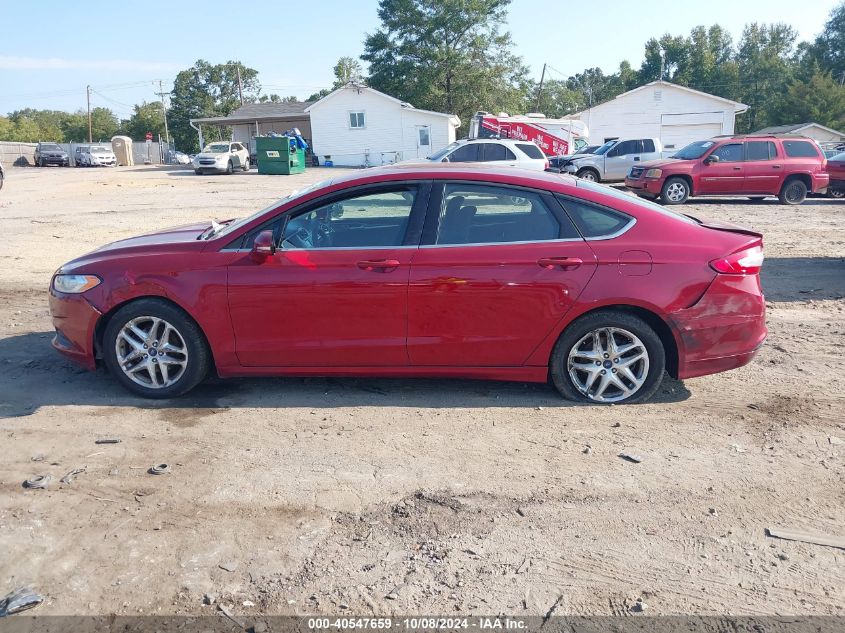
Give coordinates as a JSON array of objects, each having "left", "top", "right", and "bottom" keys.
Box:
[{"left": 111, "top": 136, "right": 134, "bottom": 166}]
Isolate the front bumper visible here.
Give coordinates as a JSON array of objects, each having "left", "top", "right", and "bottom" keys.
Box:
[
  {"left": 669, "top": 273, "right": 767, "bottom": 379},
  {"left": 49, "top": 289, "right": 102, "bottom": 370},
  {"left": 40, "top": 156, "right": 70, "bottom": 165},
  {"left": 194, "top": 161, "right": 230, "bottom": 172},
  {"left": 89, "top": 158, "right": 116, "bottom": 167},
  {"left": 624, "top": 176, "right": 662, "bottom": 196}
]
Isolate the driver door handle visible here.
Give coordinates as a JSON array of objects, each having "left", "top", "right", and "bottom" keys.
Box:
[
  {"left": 357, "top": 259, "right": 400, "bottom": 272},
  {"left": 537, "top": 257, "right": 583, "bottom": 270}
]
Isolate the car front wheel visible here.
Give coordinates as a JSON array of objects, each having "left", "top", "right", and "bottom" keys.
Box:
[
  {"left": 103, "top": 299, "right": 210, "bottom": 399},
  {"left": 241, "top": 158, "right": 249, "bottom": 172},
  {"left": 577, "top": 168, "right": 600, "bottom": 182},
  {"left": 661, "top": 177, "right": 690, "bottom": 204},
  {"left": 226, "top": 160, "right": 233, "bottom": 175},
  {"left": 550, "top": 311, "right": 665, "bottom": 404}
]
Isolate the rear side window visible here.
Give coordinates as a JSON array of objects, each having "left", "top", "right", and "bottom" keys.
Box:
[
  {"left": 515, "top": 143, "right": 544, "bottom": 159},
  {"left": 747, "top": 141, "right": 776, "bottom": 161},
  {"left": 482, "top": 143, "right": 516, "bottom": 161},
  {"left": 642, "top": 139, "right": 656, "bottom": 152},
  {"left": 557, "top": 197, "right": 634, "bottom": 239},
  {"left": 448, "top": 144, "right": 480, "bottom": 162},
  {"left": 782, "top": 140, "right": 820, "bottom": 158}
]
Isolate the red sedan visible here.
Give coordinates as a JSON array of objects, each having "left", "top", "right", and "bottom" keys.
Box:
[{"left": 49, "top": 166, "right": 767, "bottom": 404}]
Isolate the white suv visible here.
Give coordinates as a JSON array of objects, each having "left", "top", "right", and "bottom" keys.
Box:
[
  {"left": 423, "top": 139, "right": 548, "bottom": 171},
  {"left": 193, "top": 142, "right": 250, "bottom": 174}
]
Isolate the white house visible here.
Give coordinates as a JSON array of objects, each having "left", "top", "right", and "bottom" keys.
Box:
[
  {"left": 565, "top": 80, "right": 748, "bottom": 153},
  {"left": 753, "top": 122, "right": 845, "bottom": 143},
  {"left": 305, "top": 83, "right": 460, "bottom": 166}
]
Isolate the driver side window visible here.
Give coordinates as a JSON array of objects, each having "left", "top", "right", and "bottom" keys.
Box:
[{"left": 282, "top": 187, "right": 418, "bottom": 249}]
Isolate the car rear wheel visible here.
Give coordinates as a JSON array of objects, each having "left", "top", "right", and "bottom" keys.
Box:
[
  {"left": 577, "top": 168, "right": 600, "bottom": 182},
  {"left": 779, "top": 178, "right": 807, "bottom": 205},
  {"left": 829, "top": 186, "right": 844, "bottom": 199},
  {"left": 103, "top": 299, "right": 210, "bottom": 399},
  {"left": 550, "top": 311, "right": 665, "bottom": 404},
  {"left": 661, "top": 177, "right": 690, "bottom": 204}
]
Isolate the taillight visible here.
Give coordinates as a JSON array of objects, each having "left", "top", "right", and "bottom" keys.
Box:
[{"left": 710, "top": 244, "right": 764, "bottom": 275}]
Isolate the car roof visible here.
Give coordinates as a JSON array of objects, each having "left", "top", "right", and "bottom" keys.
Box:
[{"left": 454, "top": 138, "right": 538, "bottom": 147}]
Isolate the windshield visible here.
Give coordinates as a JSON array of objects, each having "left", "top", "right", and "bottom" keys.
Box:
[
  {"left": 593, "top": 141, "right": 616, "bottom": 156},
  {"left": 41, "top": 144, "right": 62, "bottom": 151},
  {"left": 91, "top": 146, "right": 109, "bottom": 152},
  {"left": 203, "top": 143, "right": 231, "bottom": 154},
  {"left": 672, "top": 140, "right": 716, "bottom": 160},
  {"left": 427, "top": 142, "right": 460, "bottom": 161},
  {"left": 830, "top": 151, "right": 845, "bottom": 161},
  {"left": 207, "top": 178, "right": 335, "bottom": 240},
  {"left": 576, "top": 179, "right": 699, "bottom": 225}
]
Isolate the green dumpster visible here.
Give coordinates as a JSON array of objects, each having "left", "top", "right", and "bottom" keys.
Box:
[{"left": 255, "top": 136, "right": 306, "bottom": 175}]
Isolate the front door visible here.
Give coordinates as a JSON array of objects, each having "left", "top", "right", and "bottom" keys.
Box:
[
  {"left": 407, "top": 182, "right": 597, "bottom": 366},
  {"left": 698, "top": 142, "right": 745, "bottom": 194},
  {"left": 227, "top": 184, "right": 427, "bottom": 367},
  {"left": 604, "top": 139, "right": 642, "bottom": 180}
]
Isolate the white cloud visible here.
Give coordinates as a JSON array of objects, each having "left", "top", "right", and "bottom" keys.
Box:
[{"left": 0, "top": 56, "right": 180, "bottom": 72}]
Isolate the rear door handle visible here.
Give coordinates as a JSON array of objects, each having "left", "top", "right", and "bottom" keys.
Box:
[
  {"left": 538, "top": 257, "right": 583, "bottom": 270},
  {"left": 772, "top": 165, "right": 782, "bottom": 169},
  {"left": 357, "top": 259, "right": 400, "bottom": 272},
  {"left": 732, "top": 166, "right": 741, "bottom": 170}
]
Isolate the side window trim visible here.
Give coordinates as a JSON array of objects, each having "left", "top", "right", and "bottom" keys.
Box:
[
  {"left": 222, "top": 181, "right": 431, "bottom": 251},
  {"left": 553, "top": 194, "right": 637, "bottom": 241},
  {"left": 419, "top": 180, "right": 582, "bottom": 247}
]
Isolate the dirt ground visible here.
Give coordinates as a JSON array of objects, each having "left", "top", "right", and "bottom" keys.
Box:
[{"left": 0, "top": 165, "right": 843, "bottom": 618}]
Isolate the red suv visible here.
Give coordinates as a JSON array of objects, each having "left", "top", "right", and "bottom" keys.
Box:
[{"left": 625, "top": 135, "right": 829, "bottom": 205}]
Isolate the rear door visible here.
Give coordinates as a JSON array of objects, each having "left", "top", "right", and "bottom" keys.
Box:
[
  {"left": 407, "top": 181, "right": 597, "bottom": 366},
  {"left": 743, "top": 141, "right": 781, "bottom": 193},
  {"left": 698, "top": 142, "right": 745, "bottom": 194},
  {"left": 479, "top": 142, "right": 518, "bottom": 167}
]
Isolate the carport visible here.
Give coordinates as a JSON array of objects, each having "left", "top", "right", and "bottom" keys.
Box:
[{"left": 190, "top": 101, "right": 313, "bottom": 156}]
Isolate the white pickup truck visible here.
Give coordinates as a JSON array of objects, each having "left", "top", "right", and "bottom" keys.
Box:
[{"left": 559, "top": 138, "right": 663, "bottom": 182}]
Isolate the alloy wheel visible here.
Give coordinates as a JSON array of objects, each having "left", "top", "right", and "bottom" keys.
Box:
[
  {"left": 665, "top": 181, "right": 687, "bottom": 202},
  {"left": 567, "top": 327, "right": 649, "bottom": 402},
  {"left": 115, "top": 316, "right": 189, "bottom": 389},
  {"left": 785, "top": 183, "right": 803, "bottom": 203}
]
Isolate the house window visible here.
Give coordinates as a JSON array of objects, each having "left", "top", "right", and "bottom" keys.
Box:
[{"left": 349, "top": 111, "right": 365, "bottom": 129}]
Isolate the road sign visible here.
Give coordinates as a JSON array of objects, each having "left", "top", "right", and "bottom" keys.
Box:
[{"left": 145, "top": 132, "right": 153, "bottom": 141}]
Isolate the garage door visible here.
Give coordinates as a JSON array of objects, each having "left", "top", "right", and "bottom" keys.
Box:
[{"left": 660, "top": 123, "right": 723, "bottom": 153}]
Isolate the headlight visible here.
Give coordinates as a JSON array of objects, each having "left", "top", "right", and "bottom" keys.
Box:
[
  {"left": 53, "top": 274, "right": 101, "bottom": 294},
  {"left": 645, "top": 169, "right": 662, "bottom": 178}
]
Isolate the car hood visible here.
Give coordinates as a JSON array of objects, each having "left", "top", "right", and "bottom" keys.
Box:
[
  {"left": 195, "top": 152, "right": 228, "bottom": 160},
  {"left": 91, "top": 151, "right": 115, "bottom": 157},
  {"left": 637, "top": 157, "right": 688, "bottom": 169}
]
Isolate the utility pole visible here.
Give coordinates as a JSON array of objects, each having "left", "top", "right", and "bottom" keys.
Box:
[
  {"left": 155, "top": 80, "right": 170, "bottom": 144},
  {"left": 236, "top": 66, "right": 245, "bottom": 105},
  {"left": 86, "top": 85, "right": 92, "bottom": 142},
  {"left": 535, "top": 63, "right": 547, "bottom": 112}
]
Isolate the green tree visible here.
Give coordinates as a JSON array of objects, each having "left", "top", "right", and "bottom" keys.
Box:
[
  {"left": 333, "top": 56, "right": 363, "bottom": 88},
  {"left": 121, "top": 101, "right": 167, "bottom": 141},
  {"left": 362, "top": 0, "right": 529, "bottom": 133},
  {"left": 810, "top": 1, "right": 845, "bottom": 80},
  {"left": 306, "top": 88, "right": 332, "bottom": 101},
  {"left": 59, "top": 107, "right": 119, "bottom": 142},
  {"left": 0, "top": 116, "right": 12, "bottom": 140},
  {"left": 775, "top": 70, "right": 845, "bottom": 130},
  {"left": 168, "top": 59, "right": 260, "bottom": 152}
]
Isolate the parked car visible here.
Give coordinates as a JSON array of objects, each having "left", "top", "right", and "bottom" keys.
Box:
[
  {"left": 49, "top": 165, "right": 767, "bottom": 404},
  {"left": 35, "top": 143, "right": 69, "bottom": 167},
  {"left": 192, "top": 142, "right": 249, "bottom": 174},
  {"left": 419, "top": 138, "right": 549, "bottom": 171},
  {"left": 625, "top": 136, "right": 829, "bottom": 205},
  {"left": 168, "top": 150, "right": 192, "bottom": 165},
  {"left": 827, "top": 151, "right": 845, "bottom": 198},
  {"left": 76, "top": 145, "right": 117, "bottom": 167},
  {"left": 560, "top": 138, "right": 663, "bottom": 182},
  {"left": 0, "top": 158, "right": 4, "bottom": 191}
]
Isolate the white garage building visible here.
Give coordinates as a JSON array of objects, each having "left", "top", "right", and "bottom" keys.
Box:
[
  {"left": 305, "top": 83, "right": 460, "bottom": 166},
  {"left": 566, "top": 80, "right": 748, "bottom": 153}
]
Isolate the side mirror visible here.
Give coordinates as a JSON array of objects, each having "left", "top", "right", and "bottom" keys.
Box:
[
  {"left": 704, "top": 155, "right": 720, "bottom": 165},
  {"left": 251, "top": 229, "right": 276, "bottom": 262}
]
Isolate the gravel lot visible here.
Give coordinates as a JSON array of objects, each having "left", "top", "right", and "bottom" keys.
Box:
[{"left": 0, "top": 165, "right": 843, "bottom": 617}]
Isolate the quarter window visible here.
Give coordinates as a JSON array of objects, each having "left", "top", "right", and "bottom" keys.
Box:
[
  {"left": 558, "top": 197, "right": 634, "bottom": 239},
  {"left": 782, "top": 140, "right": 820, "bottom": 158},
  {"left": 282, "top": 187, "right": 416, "bottom": 249},
  {"left": 349, "top": 111, "right": 365, "bottom": 129},
  {"left": 515, "top": 143, "right": 545, "bottom": 159},
  {"left": 436, "top": 184, "right": 576, "bottom": 245},
  {"left": 711, "top": 143, "right": 744, "bottom": 162}
]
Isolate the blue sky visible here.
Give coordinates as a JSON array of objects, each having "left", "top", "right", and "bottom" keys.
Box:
[{"left": 0, "top": 0, "right": 838, "bottom": 116}]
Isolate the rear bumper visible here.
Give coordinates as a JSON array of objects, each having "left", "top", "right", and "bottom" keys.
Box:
[
  {"left": 668, "top": 274, "right": 767, "bottom": 380},
  {"left": 49, "top": 289, "right": 101, "bottom": 370},
  {"left": 812, "top": 173, "right": 830, "bottom": 194}
]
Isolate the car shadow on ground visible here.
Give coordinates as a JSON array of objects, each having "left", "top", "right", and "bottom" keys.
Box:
[
  {"left": 0, "top": 331, "right": 691, "bottom": 418},
  {"left": 762, "top": 256, "right": 845, "bottom": 302},
  {"left": 685, "top": 197, "right": 842, "bottom": 205}
]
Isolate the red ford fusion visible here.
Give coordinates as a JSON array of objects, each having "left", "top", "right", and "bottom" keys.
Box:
[{"left": 49, "top": 165, "right": 766, "bottom": 404}]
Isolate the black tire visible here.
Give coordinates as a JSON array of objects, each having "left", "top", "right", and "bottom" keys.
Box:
[
  {"left": 660, "top": 176, "right": 690, "bottom": 205},
  {"left": 549, "top": 310, "right": 666, "bottom": 405},
  {"left": 0, "top": 172, "right": 4, "bottom": 191},
  {"left": 779, "top": 178, "right": 807, "bottom": 205},
  {"left": 226, "top": 160, "right": 233, "bottom": 175},
  {"left": 102, "top": 298, "right": 211, "bottom": 399},
  {"left": 194, "top": 169, "right": 202, "bottom": 175},
  {"left": 576, "top": 168, "right": 600, "bottom": 182},
  {"left": 241, "top": 158, "right": 249, "bottom": 172},
  {"left": 829, "top": 186, "right": 844, "bottom": 199}
]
